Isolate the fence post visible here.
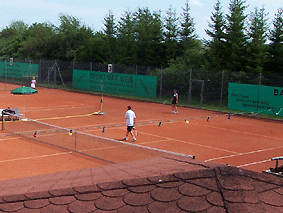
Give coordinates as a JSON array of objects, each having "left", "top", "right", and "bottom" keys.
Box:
[
  {"left": 200, "top": 80, "right": 204, "bottom": 108},
  {"left": 4, "top": 60, "right": 7, "bottom": 91},
  {"left": 256, "top": 73, "right": 262, "bottom": 113},
  {"left": 54, "top": 60, "right": 56, "bottom": 86},
  {"left": 1, "top": 110, "right": 4, "bottom": 130},
  {"left": 159, "top": 67, "right": 163, "bottom": 102},
  {"left": 188, "top": 69, "right": 192, "bottom": 106},
  {"left": 220, "top": 71, "right": 224, "bottom": 110},
  {"left": 39, "top": 59, "right": 41, "bottom": 84},
  {"left": 135, "top": 65, "right": 138, "bottom": 97}
]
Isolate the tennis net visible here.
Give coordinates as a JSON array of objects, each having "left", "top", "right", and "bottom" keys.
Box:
[{"left": 1, "top": 113, "right": 194, "bottom": 164}]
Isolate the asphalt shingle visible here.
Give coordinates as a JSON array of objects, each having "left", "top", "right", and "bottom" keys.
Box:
[{"left": 0, "top": 156, "right": 281, "bottom": 212}]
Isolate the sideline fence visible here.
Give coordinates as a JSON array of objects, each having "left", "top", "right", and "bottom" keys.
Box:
[{"left": 1, "top": 113, "right": 194, "bottom": 164}]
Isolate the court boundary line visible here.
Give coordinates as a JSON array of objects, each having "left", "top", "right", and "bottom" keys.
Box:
[
  {"left": 80, "top": 120, "right": 281, "bottom": 156},
  {"left": 0, "top": 152, "right": 73, "bottom": 163},
  {"left": 66, "top": 118, "right": 283, "bottom": 143},
  {"left": 205, "top": 145, "right": 283, "bottom": 162},
  {"left": 194, "top": 123, "right": 283, "bottom": 141},
  {"left": 80, "top": 121, "right": 282, "bottom": 170},
  {"left": 125, "top": 130, "right": 238, "bottom": 154},
  {"left": 237, "top": 159, "right": 271, "bottom": 168},
  {"left": 0, "top": 137, "right": 21, "bottom": 141},
  {"left": 79, "top": 124, "right": 237, "bottom": 154}
]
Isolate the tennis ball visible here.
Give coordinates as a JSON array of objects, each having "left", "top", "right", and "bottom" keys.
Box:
[
  {"left": 72, "top": 106, "right": 74, "bottom": 108},
  {"left": 185, "top": 119, "right": 189, "bottom": 124}
]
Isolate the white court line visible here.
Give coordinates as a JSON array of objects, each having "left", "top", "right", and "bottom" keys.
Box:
[
  {"left": 194, "top": 123, "right": 283, "bottom": 141},
  {"left": 138, "top": 130, "right": 238, "bottom": 154},
  {"left": 205, "top": 145, "right": 283, "bottom": 162},
  {"left": 25, "top": 105, "right": 93, "bottom": 113},
  {"left": 140, "top": 139, "right": 173, "bottom": 145},
  {"left": 237, "top": 159, "right": 271, "bottom": 168},
  {"left": 69, "top": 119, "right": 282, "bottom": 168},
  {"left": 27, "top": 104, "right": 88, "bottom": 110},
  {"left": 79, "top": 119, "right": 283, "bottom": 143},
  {"left": 68, "top": 118, "right": 160, "bottom": 131},
  {"left": 78, "top": 121, "right": 237, "bottom": 154},
  {"left": 0, "top": 152, "right": 73, "bottom": 163},
  {"left": 0, "top": 137, "right": 21, "bottom": 141}
]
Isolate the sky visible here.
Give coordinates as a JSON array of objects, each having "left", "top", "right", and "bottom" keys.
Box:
[{"left": 0, "top": 0, "right": 282, "bottom": 40}]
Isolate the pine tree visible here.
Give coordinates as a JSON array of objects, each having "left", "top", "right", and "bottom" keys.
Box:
[
  {"left": 103, "top": 10, "right": 117, "bottom": 63},
  {"left": 266, "top": 8, "right": 283, "bottom": 74},
  {"left": 164, "top": 5, "right": 180, "bottom": 65},
  {"left": 224, "top": 0, "right": 248, "bottom": 71},
  {"left": 117, "top": 10, "right": 136, "bottom": 64},
  {"left": 179, "top": 0, "right": 196, "bottom": 50},
  {"left": 133, "top": 7, "right": 163, "bottom": 66},
  {"left": 246, "top": 7, "right": 269, "bottom": 73},
  {"left": 204, "top": 0, "right": 226, "bottom": 71}
]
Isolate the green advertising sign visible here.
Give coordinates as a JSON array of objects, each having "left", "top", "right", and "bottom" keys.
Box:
[
  {"left": 73, "top": 70, "right": 157, "bottom": 98},
  {"left": 0, "top": 61, "right": 38, "bottom": 79},
  {"left": 228, "top": 83, "right": 283, "bottom": 116}
]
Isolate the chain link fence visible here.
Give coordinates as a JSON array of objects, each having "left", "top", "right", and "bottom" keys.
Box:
[{"left": 0, "top": 58, "right": 282, "bottom": 112}]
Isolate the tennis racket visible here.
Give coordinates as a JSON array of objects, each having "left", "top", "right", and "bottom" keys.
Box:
[
  {"left": 163, "top": 100, "right": 169, "bottom": 104},
  {"left": 133, "top": 126, "right": 138, "bottom": 136}
]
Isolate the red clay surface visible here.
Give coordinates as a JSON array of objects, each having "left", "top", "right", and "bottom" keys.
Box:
[{"left": 0, "top": 82, "right": 282, "bottom": 181}]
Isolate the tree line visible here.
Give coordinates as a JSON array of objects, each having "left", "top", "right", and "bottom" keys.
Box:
[{"left": 0, "top": 0, "right": 282, "bottom": 75}]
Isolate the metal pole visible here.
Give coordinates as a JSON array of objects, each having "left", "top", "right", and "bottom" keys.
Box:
[
  {"left": 200, "top": 80, "right": 204, "bottom": 108},
  {"left": 188, "top": 69, "right": 192, "bottom": 106},
  {"left": 159, "top": 67, "right": 163, "bottom": 102},
  {"left": 136, "top": 65, "right": 138, "bottom": 97},
  {"left": 54, "top": 61, "right": 56, "bottom": 86},
  {"left": 220, "top": 71, "right": 224, "bottom": 110},
  {"left": 90, "top": 62, "right": 92, "bottom": 71},
  {"left": 2, "top": 110, "right": 4, "bottom": 130},
  {"left": 259, "top": 73, "right": 262, "bottom": 85},
  {"left": 256, "top": 73, "right": 262, "bottom": 113},
  {"left": 39, "top": 59, "right": 41, "bottom": 84},
  {"left": 29, "top": 60, "right": 32, "bottom": 76},
  {"left": 5, "top": 60, "right": 7, "bottom": 90}
]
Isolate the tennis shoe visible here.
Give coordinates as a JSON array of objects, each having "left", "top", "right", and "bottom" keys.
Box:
[
  {"left": 132, "top": 137, "right": 136, "bottom": 142},
  {"left": 175, "top": 111, "right": 178, "bottom": 114},
  {"left": 122, "top": 137, "right": 128, "bottom": 141}
]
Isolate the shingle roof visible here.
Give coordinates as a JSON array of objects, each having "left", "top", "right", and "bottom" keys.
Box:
[{"left": 0, "top": 157, "right": 282, "bottom": 212}]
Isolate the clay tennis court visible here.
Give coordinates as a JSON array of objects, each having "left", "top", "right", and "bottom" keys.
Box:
[{"left": 0, "top": 82, "right": 282, "bottom": 181}]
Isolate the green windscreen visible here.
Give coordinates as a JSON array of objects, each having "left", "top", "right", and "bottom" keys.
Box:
[
  {"left": 0, "top": 61, "right": 38, "bottom": 79},
  {"left": 73, "top": 69, "right": 157, "bottom": 98},
  {"left": 228, "top": 83, "right": 283, "bottom": 116}
]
